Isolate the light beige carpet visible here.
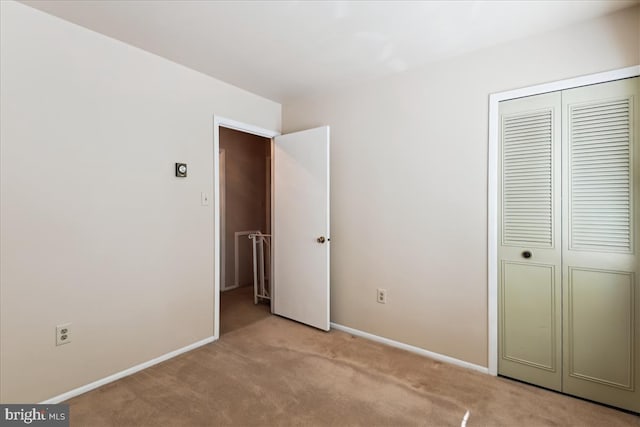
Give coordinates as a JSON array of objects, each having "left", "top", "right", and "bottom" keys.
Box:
[
  {"left": 66, "top": 299, "right": 639, "bottom": 426},
  {"left": 220, "top": 286, "right": 270, "bottom": 335}
]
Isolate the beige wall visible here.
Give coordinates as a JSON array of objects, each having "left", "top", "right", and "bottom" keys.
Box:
[
  {"left": 2, "top": 0, "right": 638, "bottom": 405},
  {"left": 220, "top": 127, "right": 270, "bottom": 289},
  {"left": 283, "top": 6, "right": 640, "bottom": 367},
  {"left": 0, "top": 1, "right": 280, "bottom": 403}
]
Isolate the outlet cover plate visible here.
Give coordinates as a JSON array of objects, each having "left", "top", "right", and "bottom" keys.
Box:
[{"left": 56, "top": 323, "right": 71, "bottom": 346}]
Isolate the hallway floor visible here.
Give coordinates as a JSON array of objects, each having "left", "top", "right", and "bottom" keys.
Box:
[{"left": 220, "top": 286, "right": 271, "bottom": 335}]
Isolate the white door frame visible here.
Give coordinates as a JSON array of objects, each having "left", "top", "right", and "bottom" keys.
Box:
[
  {"left": 219, "top": 148, "right": 226, "bottom": 291},
  {"left": 213, "top": 116, "right": 280, "bottom": 340},
  {"left": 487, "top": 65, "right": 640, "bottom": 375}
]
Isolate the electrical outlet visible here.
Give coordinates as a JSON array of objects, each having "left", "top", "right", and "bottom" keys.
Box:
[
  {"left": 377, "top": 288, "right": 387, "bottom": 304},
  {"left": 56, "top": 323, "right": 71, "bottom": 346}
]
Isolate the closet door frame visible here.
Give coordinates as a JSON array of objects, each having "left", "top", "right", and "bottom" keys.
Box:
[{"left": 488, "top": 65, "right": 640, "bottom": 376}]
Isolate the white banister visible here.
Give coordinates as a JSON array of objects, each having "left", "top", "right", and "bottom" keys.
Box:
[{"left": 249, "top": 232, "right": 271, "bottom": 304}]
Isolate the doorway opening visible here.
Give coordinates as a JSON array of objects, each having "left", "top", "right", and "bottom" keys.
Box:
[
  {"left": 218, "top": 126, "right": 273, "bottom": 336},
  {"left": 213, "top": 116, "right": 331, "bottom": 338}
]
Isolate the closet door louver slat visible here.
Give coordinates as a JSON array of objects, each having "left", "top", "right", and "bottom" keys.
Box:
[
  {"left": 502, "top": 110, "right": 553, "bottom": 247},
  {"left": 570, "top": 99, "right": 632, "bottom": 251}
]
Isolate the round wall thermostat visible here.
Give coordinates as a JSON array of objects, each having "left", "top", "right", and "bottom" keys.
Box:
[{"left": 175, "top": 163, "right": 187, "bottom": 177}]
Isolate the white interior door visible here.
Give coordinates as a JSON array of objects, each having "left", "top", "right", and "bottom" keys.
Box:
[{"left": 273, "top": 126, "right": 330, "bottom": 331}]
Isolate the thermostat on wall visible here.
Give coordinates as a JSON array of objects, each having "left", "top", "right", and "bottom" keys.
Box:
[{"left": 175, "top": 163, "right": 187, "bottom": 177}]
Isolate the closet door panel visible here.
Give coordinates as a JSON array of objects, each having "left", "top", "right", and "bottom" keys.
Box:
[
  {"left": 501, "top": 262, "right": 557, "bottom": 370},
  {"left": 566, "top": 268, "right": 634, "bottom": 389},
  {"left": 569, "top": 98, "right": 632, "bottom": 252},
  {"left": 562, "top": 77, "right": 639, "bottom": 413},
  {"left": 498, "top": 91, "right": 562, "bottom": 391}
]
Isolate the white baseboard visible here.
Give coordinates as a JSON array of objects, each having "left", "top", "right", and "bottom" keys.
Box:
[
  {"left": 330, "top": 323, "right": 489, "bottom": 374},
  {"left": 40, "top": 336, "right": 216, "bottom": 404}
]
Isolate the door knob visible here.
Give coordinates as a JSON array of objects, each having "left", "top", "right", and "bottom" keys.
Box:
[
  {"left": 317, "top": 236, "right": 326, "bottom": 244},
  {"left": 522, "top": 250, "right": 532, "bottom": 259}
]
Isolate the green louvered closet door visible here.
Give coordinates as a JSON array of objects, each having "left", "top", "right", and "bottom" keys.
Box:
[
  {"left": 499, "top": 77, "right": 639, "bottom": 413},
  {"left": 498, "top": 91, "right": 563, "bottom": 391}
]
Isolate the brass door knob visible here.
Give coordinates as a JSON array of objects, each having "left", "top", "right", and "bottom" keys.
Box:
[{"left": 317, "top": 236, "right": 326, "bottom": 243}]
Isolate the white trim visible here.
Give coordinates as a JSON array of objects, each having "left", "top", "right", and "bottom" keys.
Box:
[
  {"left": 330, "top": 323, "right": 489, "bottom": 374},
  {"left": 40, "top": 336, "right": 215, "bottom": 404},
  {"left": 234, "top": 230, "right": 260, "bottom": 289},
  {"left": 220, "top": 149, "right": 226, "bottom": 291},
  {"left": 487, "top": 65, "right": 640, "bottom": 376},
  {"left": 215, "top": 117, "right": 280, "bottom": 139},
  {"left": 265, "top": 156, "right": 271, "bottom": 234},
  {"left": 269, "top": 142, "right": 275, "bottom": 314},
  {"left": 213, "top": 116, "right": 279, "bottom": 339}
]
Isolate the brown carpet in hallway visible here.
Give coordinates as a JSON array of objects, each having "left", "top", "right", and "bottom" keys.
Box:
[
  {"left": 220, "top": 286, "right": 271, "bottom": 335},
  {"left": 66, "top": 315, "right": 639, "bottom": 426}
]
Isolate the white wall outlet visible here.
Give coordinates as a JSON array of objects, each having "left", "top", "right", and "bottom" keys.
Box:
[
  {"left": 377, "top": 288, "right": 387, "bottom": 304},
  {"left": 56, "top": 323, "right": 71, "bottom": 346},
  {"left": 201, "top": 192, "right": 210, "bottom": 206}
]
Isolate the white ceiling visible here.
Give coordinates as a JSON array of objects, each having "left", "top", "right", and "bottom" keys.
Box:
[{"left": 20, "top": 0, "right": 638, "bottom": 103}]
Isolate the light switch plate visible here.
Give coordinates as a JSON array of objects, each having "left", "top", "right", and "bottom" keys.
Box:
[{"left": 201, "top": 192, "right": 209, "bottom": 206}]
